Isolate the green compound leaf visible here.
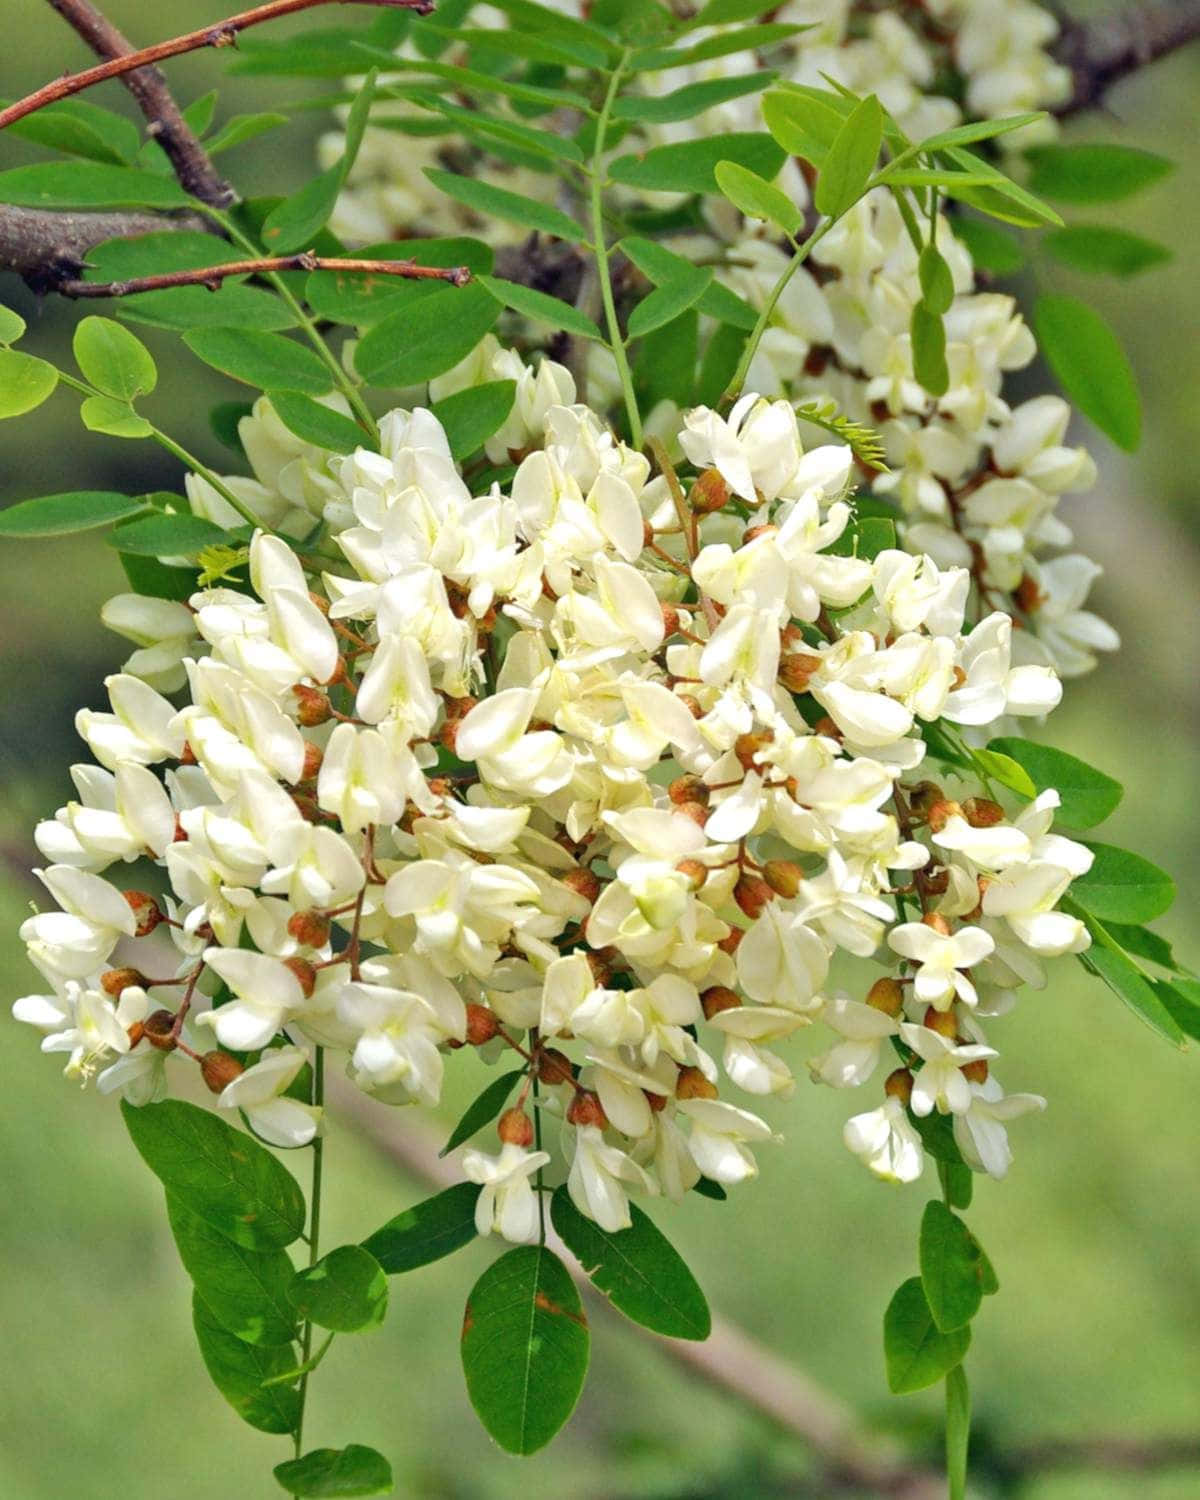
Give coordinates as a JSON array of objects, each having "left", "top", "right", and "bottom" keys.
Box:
[
  {"left": 551, "top": 1187, "right": 711, "bottom": 1340},
  {"left": 192, "top": 1292, "right": 301, "bottom": 1434},
  {"left": 107, "top": 511, "right": 233, "bottom": 558},
  {"left": 425, "top": 166, "right": 587, "bottom": 242},
  {"left": 268, "top": 391, "right": 367, "bottom": 454},
  {"left": 0, "top": 490, "right": 148, "bottom": 538},
  {"left": 73, "top": 315, "right": 157, "bottom": 401},
  {"left": 354, "top": 281, "right": 500, "bottom": 386},
  {"left": 1025, "top": 143, "right": 1174, "bottom": 203},
  {"left": 79, "top": 395, "right": 153, "bottom": 439},
  {"left": 121, "top": 1098, "right": 306, "bottom": 1250},
  {"left": 919, "top": 1201, "right": 996, "bottom": 1333},
  {"left": 987, "top": 738, "right": 1122, "bottom": 828},
  {"left": 610, "top": 133, "right": 785, "bottom": 195},
  {"left": 1042, "top": 225, "right": 1172, "bottom": 277},
  {"left": 613, "top": 72, "right": 776, "bottom": 125},
  {"left": 0, "top": 349, "right": 58, "bottom": 418},
  {"left": 273, "top": 1445, "right": 394, "bottom": 1497},
  {"left": 430, "top": 380, "right": 518, "bottom": 462},
  {"left": 305, "top": 237, "right": 492, "bottom": 326},
  {"left": 761, "top": 85, "right": 846, "bottom": 168},
  {"left": 438, "top": 1067, "right": 524, "bottom": 1157},
  {"left": 361, "top": 1182, "right": 481, "bottom": 1274},
  {"left": 627, "top": 266, "right": 713, "bottom": 339},
  {"left": 620, "top": 235, "right": 758, "bottom": 330},
  {"left": 0, "top": 161, "right": 189, "bottom": 209},
  {"left": 167, "top": 1196, "right": 298, "bottom": 1346},
  {"left": 462, "top": 1245, "right": 589, "bottom": 1454},
  {"left": 884, "top": 1276, "right": 971, "bottom": 1394},
  {"left": 0, "top": 97, "right": 140, "bottom": 164},
  {"left": 478, "top": 275, "right": 604, "bottom": 341},
  {"left": 184, "top": 327, "right": 334, "bottom": 396},
  {"left": 288, "top": 1245, "right": 388, "bottom": 1333},
  {"left": 1072, "top": 842, "right": 1175, "bottom": 924},
  {"left": 1034, "top": 293, "right": 1140, "bottom": 452},
  {"left": 815, "top": 92, "right": 882, "bottom": 218},
  {"left": 714, "top": 159, "right": 802, "bottom": 235}
]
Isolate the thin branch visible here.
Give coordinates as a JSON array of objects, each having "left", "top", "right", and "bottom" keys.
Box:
[
  {"left": 47, "top": 0, "right": 234, "bottom": 207},
  {"left": 56, "top": 251, "right": 472, "bottom": 297},
  {"left": 1054, "top": 0, "right": 1200, "bottom": 114},
  {"left": 0, "top": 0, "right": 433, "bottom": 133},
  {"left": 0, "top": 202, "right": 212, "bottom": 291}
]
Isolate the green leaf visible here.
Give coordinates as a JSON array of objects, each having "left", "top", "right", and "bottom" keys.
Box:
[
  {"left": 0, "top": 349, "right": 58, "bottom": 417},
  {"left": 289, "top": 1245, "right": 388, "bottom": 1333},
  {"left": 354, "top": 282, "right": 501, "bottom": 386},
  {"left": 107, "top": 511, "right": 232, "bottom": 558},
  {"left": 968, "top": 746, "right": 1037, "bottom": 800},
  {"left": 946, "top": 1364, "right": 971, "bottom": 1500},
  {"left": 714, "top": 159, "right": 802, "bottom": 235},
  {"left": 1034, "top": 294, "right": 1140, "bottom": 451},
  {"left": 610, "top": 133, "right": 785, "bottom": 196},
  {"left": 184, "top": 328, "right": 334, "bottom": 396},
  {"left": 939, "top": 1161, "right": 974, "bottom": 1212},
  {"left": 438, "top": 1068, "right": 524, "bottom": 1157},
  {"left": 425, "top": 166, "right": 587, "bottom": 242},
  {"left": 910, "top": 301, "right": 949, "bottom": 397},
  {"left": 914, "top": 112, "right": 1046, "bottom": 152},
  {"left": 1071, "top": 842, "right": 1175, "bottom": 924},
  {"left": 0, "top": 490, "right": 148, "bottom": 538},
  {"left": 683, "top": 0, "right": 775, "bottom": 25},
  {"left": 634, "top": 23, "right": 805, "bottom": 73},
  {"left": 73, "top": 315, "right": 156, "bottom": 400},
  {"left": 461, "top": 1245, "right": 589, "bottom": 1454},
  {"left": 1076, "top": 927, "right": 1185, "bottom": 1046},
  {"left": 265, "top": 71, "right": 376, "bottom": 253},
  {"left": 918, "top": 244, "right": 955, "bottom": 315},
  {"left": 1105, "top": 924, "right": 1192, "bottom": 975},
  {"left": 987, "top": 738, "right": 1122, "bottom": 828},
  {"left": 430, "top": 380, "right": 518, "bottom": 462},
  {"left": 211, "top": 400, "right": 252, "bottom": 456},
  {"left": 423, "top": 24, "right": 606, "bottom": 69},
  {"left": 815, "top": 93, "right": 882, "bottom": 218},
  {"left": 919, "top": 1201, "right": 995, "bottom": 1333},
  {"left": 696, "top": 322, "right": 747, "bottom": 406},
  {"left": 635, "top": 309, "right": 698, "bottom": 411},
  {"left": 205, "top": 111, "right": 290, "bottom": 155},
  {"left": 550, "top": 1187, "right": 711, "bottom": 1340},
  {"left": 951, "top": 217, "right": 1026, "bottom": 275},
  {"left": 167, "top": 1196, "right": 297, "bottom": 1346},
  {"left": 423, "top": 97, "right": 584, "bottom": 167},
  {"left": 121, "top": 1098, "right": 306, "bottom": 1250},
  {"left": 910, "top": 1108, "right": 967, "bottom": 1166},
  {"left": 1042, "top": 225, "right": 1172, "bottom": 278},
  {"left": 884, "top": 1276, "right": 971, "bottom": 1394},
  {"left": 305, "top": 236, "right": 491, "bottom": 326},
  {"left": 628, "top": 266, "right": 714, "bottom": 339},
  {"left": 1155, "top": 978, "right": 1200, "bottom": 1043},
  {"left": 267, "top": 391, "right": 367, "bottom": 454},
  {"left": 192, "top": 1292, "right": 301, "bottom": 1434},
  {"left": 938, "top": 148, "right": 1063, "bottom": 228},
  {"left": 120, "top": 550, "right": 198, "bottom": 601},
  {"left": 478, "top": 276, "right": 603, "bottom": 341},
  {"left": 826, "top": 515, "right": 896, "bottom": 561},
  {"left": 362, "top": 1183, "right": 481, "bottom": 1274},
  {"left": 620, "top": 237, "right": 757, "bottom": 330},
  {"left": 1025, "top": 144, "right": 1174, "bottom": 203},
  {"left": 273, "top": 1445, "right": 393, "bottom": 1497},
  {"left": 613, "top": 73, "right": 776, "bottom": 125},
  {"left": 691, "top": 1175, "right": 728, "bottom": 1201},
  {"left": 0, "top": 304, "right": 26, "bottom": 343},
  {"left": 80, "top": 395, "right": 154, "bottom": 438},
  {"left": 0, "top": 161, "right": 189, "bottom": 209},
  {"left": 0, "top": 97, "right": 139, "bottom": 164},
  {"left": 761, "top": 86, "right": 845, "bottom": 166}
]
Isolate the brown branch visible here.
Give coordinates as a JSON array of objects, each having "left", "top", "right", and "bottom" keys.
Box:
[
  {"left": 47, "top": 0, "right": 234, "bottom": 207},
  {"left": 1054, "top": 0, "right": 1200, "bottom": 114},
  {"left": 0, "top": 0, "right": 434, "bottom": 134},
  {"left": 0, "top": 202, "right": 213, "bottom": 291},
  {"left": 56, "top": 251, "right": 472, "bottom": 297}
]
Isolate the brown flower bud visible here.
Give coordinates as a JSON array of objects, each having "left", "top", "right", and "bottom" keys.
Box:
[
  {"left": 287, "top": 909, "right": 331, "bottom": 949},
  {"left": 567, "top": 1090, "right": 609, "bottom": 1129},
  {"left": 126, "top": 1021, "right": 146, "bottom": 1049},
  {"left": 884, "top": 1067, "right": 914, "bottom": 1105},
  {"left": 675, "top": 799, "right": 709, "bottom": 828},
  {"left": 675, "top": 1066, "right": 718, "bottom": 1101},
  {"left": 689, "top": 468, "right": 729, "bottom": 514},
  {"left": 561, "top": 868, "right": 601, "bottom": 905},
  {"left": 922, "top": 1005, "right": 958, "bottom": 1038},
  {"left": 742, "top": 523, "right": 778, "bottom": 544},
  {"left": 717, "top": 926, "right": 745, "bottom": 956},
  {"left": 922, "top": 867, "right": 950, "bottom": 897},
  {"left": 588, "top": 948, "right": 618, "bottom": 987},
  {"left": 645, "top": 1089, "right": 668, "bottom": 1113},
  {"left": 963, "top": 797, "right": 1005, "bottom": 828},
  {"left": 734, "top": 873, "right": 774, "bottom": 920},
  {"left": 292, "top": 685, "right": 332, "bottom": 727},
  {"left": 675, "top": 858, "right": 708, "bottom": 891},
  {"left": 123, "top": 890, "right": 163, "bottom": 936},
  {"left": 307, "top": 590, "right": 331, "bottom": 616},
  {"left": 734, "top": 731, "right": 772, "bottom": 771},
  {"left": 925, "top": 799, "right": 963, "bottom": 833},
  {"left": 668, "top": 774, "right": 708, "bottom": 806},
  {"left": 283, "top": 957, "right": 317, "bottom": 999},
  {"left": 101, "top": 967, "right": 146, "bottom": 998},
  {"left": 498, "top": 1107, "right": 535, "bottom": 1147},
  {"left": 762, "top": 859, "right": 804, "bottom": 898},
  {"left": 537, "top": 1048, "right": 574, "bottom": 1087},
  {"left": 297, "top": 741, "right": 324, "bottom": 783},
  {"left": 143, "top": 1009, "right": 178, "bottom": 1052},
  {"left": 961, "top": 1058, "right": 989, "bottom": 1085},
  {"left": 1014, "top": 573, "right": 1044, "bottom": 614},
  {"left": 866, "top": 977, "right": 905, "bottom": 1017},
  {"left": 922, "top": 911, "right": 952, "bottom": 936},
  {"left": 200, "top": 1050, "right": 245, "bottom": 1095},
  {"left": 465, "top": 1003, "right": 500, "bottom": 1047},
  {"left": 813, "top": 716, "right": 843, "bottom": 742},
  {"left": 701, "top": 985, "right": 741, "bottom": 1020},
  {"left": 660, "top": 603, "right": 680, "bottom": 638},
  {"left": 778, "top": 652, "right": 823, "bottom": 692},
  {"left": 179, "top": 741, "right": 197, "bottom": 766},
  {"left": 906, "top": 781, "right": 944, "bottom": 817}
]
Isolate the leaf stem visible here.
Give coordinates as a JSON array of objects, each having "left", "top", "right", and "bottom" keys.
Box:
[
  {"left": 148, "top": 424, "right": 271, "bottom": 530},
  {"left": 590, "top": 49, "right": 642, "bottom": 449},
  {"left": 292, "top": 1045, "right": 325, "bottom": 1474}
]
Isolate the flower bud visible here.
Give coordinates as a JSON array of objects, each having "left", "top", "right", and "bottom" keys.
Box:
[
  {"left": 742, "top": 524, "right": 778, "bottom": 544},
  {"left": 762, "top": 859, "right": 804, "bottom": 898},
  {"left": 778, "top": 652, "right": 823, "bottom": 692},
  {"left": 884, "top": 1067, "right": 914, "bottom": 1105},
  {"left": 813, "top": 716, "right": 843, "bottom": 742},
  {"left": 498, "top": 1107, "right": 535, "bottom": 1147},
  {"left": 292, "top": 685, "right": 332, "bottom": 727},
  {"left": 143, "top": 1009, "right": 178, "bottom": 1052},
  {"left": 123, "top": 891, "right": 163, "bottom": 936},
  {"left": 561, "top": 868, "right": 601, "bottom": 905},
  {"left": 675, "top": 1066, "right": 718, "bottom": 1101},
  {"left": 660, "top": 604, "right": 681, "bottom": 638},
  {"left": 922, "top": 912, "right": 952, "bottom": 936},
  {"left": 668, "top": 774, "right": 708, "bottom": 806},
  {"left": 961, "top": 1058, "right": 989, "bottom": 1085},
  {"left": 646, "top": 1089, "right": 668, "bottom": 1113},
  {"left": 465, "top": 1003, "right": 500, "bottom": 1047},
  {"left": 922, "top": 867, "right": 950, "bottom": 897},
  {"left": 734, "top": 731, "right": 772, "bottom": 771},
  {"left": 734, "top": 873, "right": 774, "bottom": 920},
  {"left": 1014, "top": 573, "right": 1044, "bottom": 613},
  {"left": 297, "top": 741, "right": 324, "bottom": 783},
  {"left": 701, "top": 985, "right": 741, "bottom": 1020},
  {"left": 717, "top": 926, "right": 744, "bottom": 956},
  {"left": 923, "top": 1005, "right": 958, "bottom": 1038},
  {"left": 179, "top": 741, "right": 197, "bottom": 766},
  {"left": 675, "top": 799, "right": 709, "bottom": 828},
  {"left": 287, "top": 909, "right": 331, "bottom": 948},
  {"left": 200, "top": 1050, "right": 244, "bottom": 1094},
  {"left": 587, "top": 948, "right": 617, "bottom": 987},
  {"left": 866, "top": 977, "right": 904, "bottom": 1017},
  {"left": 567, "top": 1090, "right": 609, "bottom": 1129},
  {"left": 126, "top": 1021, "right": 145, "bottom": 1048},
  {"left": 101, "top": 967, "right": 146, "bottom": 998},
  {"left": 963, "top": 797, "right": 1005, "bottom": 828},
  {"left": 925, "top": 799, "right": 963, "bottom": 833},
  {"left": 283, "top": 957, "right": 317, "bottom": 999},
  {"left": 689, "top": 468, "right": 729, "bottom": 513},
  {"left": 537, "top": 1048, "right": 574, "bottom": 1087},
  {"left": 907, "top": 781, "right": 944, "bottom": 817}
]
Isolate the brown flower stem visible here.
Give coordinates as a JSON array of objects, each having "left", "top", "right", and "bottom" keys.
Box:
[{"left": 55, "top": 253, "right": 471, "bottom": 299}]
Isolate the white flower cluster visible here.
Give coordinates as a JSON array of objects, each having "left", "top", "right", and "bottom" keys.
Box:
[{"left": 16, "top": 391, "right": 1097, "bottom": 1233}]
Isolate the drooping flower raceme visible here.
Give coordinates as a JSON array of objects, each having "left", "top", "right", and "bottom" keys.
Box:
[{"left": 16, "top": 389, "right": 1090, "bottom": 1230}]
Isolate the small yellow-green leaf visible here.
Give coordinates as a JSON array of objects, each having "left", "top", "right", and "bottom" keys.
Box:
[
  {"left": 73, "top": 315, "right": 157, "bottom": 399},
  {"left": 80, "top": 395, "right": 153, "bottom": 438},
  {"left": 0, "top": 348, "right": 58, "bottom": 417},
  {"left": 815, "top": 92, "right": 882, "bottom": 218},
  {"left": 714, "top": 159, "right": 802, "bottom": 235},
  {"left": 910, "top": 301, "right": 948, "bottom": 396}
]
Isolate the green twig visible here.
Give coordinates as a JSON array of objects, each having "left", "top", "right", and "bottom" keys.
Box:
[{"left": 292, "top": 1046, "right": 325, "bottom": 1475}]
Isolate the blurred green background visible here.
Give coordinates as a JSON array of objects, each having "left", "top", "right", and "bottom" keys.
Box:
[{"left": 1, "top": 5, "right": 1197, "bottom": 1498}]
